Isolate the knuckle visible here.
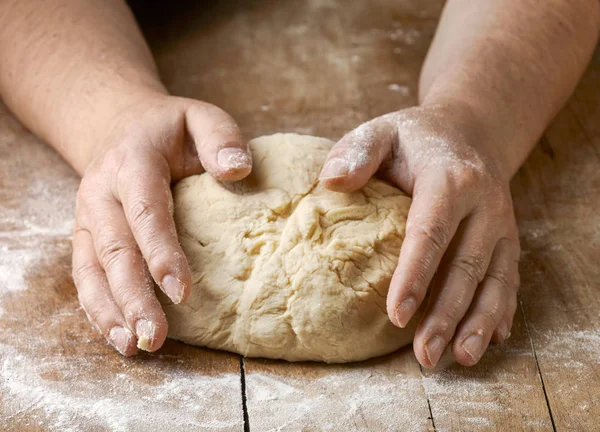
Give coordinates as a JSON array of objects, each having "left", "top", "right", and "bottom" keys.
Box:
[
  {"left": 75, "top": 181, "right": 96, "bottom": 219},
  {"left": 497, "top": 194, "right": 514, "bottom": 216},
  {"left": 486, "top": 267, "right": 514, "bottom": 292},
  {"left": 455, "top": 164, "right": 484, "bottom": 189},
  {"left": 429, "top": 303, "right": 464, "bottom": 334},
  {"left": 201, "top": 119, "right": 241, "bottom": 149},
  {"left": 119, "top": 295, "right": 144, "bottom": 318},
  {"left": 112, "top": 275, "right": 155, "bottom": 317},
  {"left": 490, "top": 191, "right": 514, "bottom": 218},
  {"left": 449, "top": 254, "right": 487, "bottom": 285},
  {"left": 72, "top": 262, "right": 103, "bottom": 288},
  {"left": 477, "top": 306, "right": 503, "bottom": 330},
  {"left": 409, "top": 219, "right": 453, "bottom": 252},
  {"left": 145, "top": 243, "right": 173, "bottom": 277},
  {"left": 98, "top": 240, "right": 138, "bottom": 271},
  {"left": 94, "top": 145, "right": 128, "bottom": 179},
  {"left": 212, "top": 119, "right": 240, "bottom": 135},
  {"left": 80, "top": 297, "right": 105, "bottom": 325},
  {"left": 129, "top": 199, "right": 157, "bottom": 231},
  {"left": 405, "top": 266, "right": 431, "bottom": 296}
]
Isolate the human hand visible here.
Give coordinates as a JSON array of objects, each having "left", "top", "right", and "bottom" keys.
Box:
[
  {"left": 320, "top": 104, "right": 520, "bottom": 368},
  {"left": 72, "top": 94, "right": 252, "bottom": 356}
]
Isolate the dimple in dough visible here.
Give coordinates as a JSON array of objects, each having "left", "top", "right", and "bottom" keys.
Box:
[{"left": 165, "top": 133, "right": 418, "bottom": 363}]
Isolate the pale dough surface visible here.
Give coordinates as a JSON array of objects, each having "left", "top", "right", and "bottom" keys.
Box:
[{"left": 166, "top": 133, "right": 418, "bottom": 362}]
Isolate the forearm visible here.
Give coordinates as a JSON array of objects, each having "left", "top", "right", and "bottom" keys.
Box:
[
  {"left": 419, "top": 0, "right": 600, "bottom": 178},
  {"left": 0, "top": 0, "right": 167, "bottom": 173}
]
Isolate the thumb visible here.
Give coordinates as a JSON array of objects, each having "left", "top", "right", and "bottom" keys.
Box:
[
  {"left": 184, "top": 101, "right": 252, "bottom": 182},
  {"left": 319, "top": 117, "right": 396, "bottom": 192}
]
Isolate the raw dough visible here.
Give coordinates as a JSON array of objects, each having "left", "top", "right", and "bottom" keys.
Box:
[{"left": 165, "top": 133, "right": 418, "bottom": 363}]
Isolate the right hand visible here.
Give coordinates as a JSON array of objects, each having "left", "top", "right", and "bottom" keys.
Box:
[
  {"left": 320, "top": 104, "right": 521, "bottom": 368},
  {"left": 72, "top": 93, "right": 252, "bottom": 356}
]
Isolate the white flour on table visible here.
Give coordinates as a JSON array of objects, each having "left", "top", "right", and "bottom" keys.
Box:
[{"left": 1, "top": 342, "right": 243, "bottom": 432}]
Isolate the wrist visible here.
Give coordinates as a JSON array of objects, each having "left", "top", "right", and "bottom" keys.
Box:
[
  {"left": 420, "top": 95, "right": 519, "bottom": 182},
  {"left": 64, "top": 85, "right": 169, "bottom": 174}
]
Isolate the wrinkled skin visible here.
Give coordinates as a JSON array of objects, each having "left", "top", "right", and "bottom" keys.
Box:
[
  {"left": 72, "top": 95, "right": 252, "bottom": 356},
  {"left": 74, "top": 96, "right": 519, "bottom": 368},
  {"left": 2, "top": 0, "right": 595, "bottom": 368},
  {"left": 320, "top": 104, "right": 520, "bottom": 367}
]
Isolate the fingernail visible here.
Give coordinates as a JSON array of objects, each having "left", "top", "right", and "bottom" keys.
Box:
[
  {"left": 462, "top": 332, "right": 484, "bottom": 363},
  {"left": 319, "top": 158, "right": 349, "bottom": 179},
  {"left": 395, "top": 297, "right": 417, "bottom": 328},
  {"left": 136, "top": 320, "right": 156, "bottom": 351},
  {"left": 109, "top": 326, "right": 134, "bottom": 356},
  {"left": 217, "top": 147, "right": 251, "bottom": 170},
  {"left": 425, "top": 336, "right": 446, "bottom": 367},
  {"left": 162, "top": 274, "right": 185, "bottom": 304}
]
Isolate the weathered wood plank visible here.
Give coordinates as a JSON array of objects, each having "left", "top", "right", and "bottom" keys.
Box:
[
  {"left": 512, "top": 46, "right": 600, "bottom": 431},
  {"left": 140, "top": 0, "right": 444, "bottom": 140},
  {"left": 244, "top": 351, "right": 434, "bottom": 432},
  {"left": 0, "top": 103, "right": 244, "bottom": 432},
  {"left": 143, "top": 1, "right": 556, "bottom": 430},
  {"left": 421, "top": 309, "right": 553, "bottom": 431},
  {"left": 2, "top": 0, "right": 598, "bottom": 430}
]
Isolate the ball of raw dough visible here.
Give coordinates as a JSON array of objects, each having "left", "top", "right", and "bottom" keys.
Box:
[{"left": 165, "top": 133, "right": 417, "bottom": 363}]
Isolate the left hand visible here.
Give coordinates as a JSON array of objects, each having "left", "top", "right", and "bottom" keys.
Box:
[{"left": 320, "top": 103, "right": 520, "bottom": 368}]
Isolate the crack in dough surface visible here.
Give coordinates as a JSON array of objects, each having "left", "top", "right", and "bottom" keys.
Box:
[{"left": 166, "top": 133, "right": 418, "bottom": 363}]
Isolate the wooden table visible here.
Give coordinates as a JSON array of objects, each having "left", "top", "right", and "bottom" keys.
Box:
[{"left": 1, "top": 1, "right": 599, "bottom": 430}]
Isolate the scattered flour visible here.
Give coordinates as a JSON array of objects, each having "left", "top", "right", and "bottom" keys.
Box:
[
  {"left": 285, "top": 25, "right": 308, "bottom": 36},
  {"left": 0, "top": 100, "right": 245, "bottom": 432},
  {"left": 246, "top": 363, "right": 432, "bottom": 431},
  {"left": 368, "top": 27, "right": 423, "bottom": 46},
  {"left": 388, "top": 28, "right": 422, "bottom": 45},
  {"left": 336, "top": 120, "right": 376, "bottom": 173},
  {"left": 387, "top": 83, "right": 410, "bottom": 96},
  {"left": 421, "top": 363, "right": 552, "bottom": 431},
  {"left": 1, "top": 343, "right": 243, "bottom": 431},
  {"left": 541, "top": 329, "right": 600, "bottom": 359},
  {"left": 0, "top": 113, "right": 76, "bottom": 315},
  {"left": 292, "top": 126, "right": 315, "bottom": 135},
  {"left": 0, "top": 244, "right": 41, "bottom": 295}
]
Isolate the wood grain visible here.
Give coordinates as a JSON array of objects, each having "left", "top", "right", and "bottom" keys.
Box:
[
  {"left": 139, "top": 1, "right": 566, "bottom": 430},
  {"left": 421, "top": 310, "right": 553, "bottom": 431},
  {"left": 0, "top": 103, "right": 244, "bottom": 432},
  {"left": 244, "top": 351, "right": 434, "bottom": 431},
  {"left": 1, "top": 0, "right": 599, "bottom": 430},
  {"left": 512, "top": 47, "right": 600, "bottom": 431}
]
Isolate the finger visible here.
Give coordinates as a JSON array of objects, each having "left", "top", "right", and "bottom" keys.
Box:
[
  {"left": 185, "top": 102, "right": 251, "bottom": 181},
  {"left": 117, "top": 152, "right": 191, "bottom": 305},
  {"left": 413, "top": 213, "right": 498, "bottom": 368},
  {"left": 72, "top": 226, "right": 137, "bottom": 356},
  {"left": 491, "top": 239, "right": 520, "bottom": 343},
  {"left": 91, "top": 197, "right": 168, "bottom": 352},
  {"left": 319, "top": 117, "right": 395, "bottom": 192},
  {"left": 453, "top": 237, "right": 520, "bottom": 365},
  {"left": 492, "top": 288, "right": 518, "bottom": 344},
  {"left": 386, "top": 175, "right": 465, "bottom": 329}
]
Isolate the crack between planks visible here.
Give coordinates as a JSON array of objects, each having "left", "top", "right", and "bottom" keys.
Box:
[
  {"left": 519, "top": 298, "right": 557, "bottom": 432},
  {"left": 419, "top": 364, "right": 437, "bottom": 432},
  {"left": 240, "top": 357, "right": 250, "bottom": 432}
]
